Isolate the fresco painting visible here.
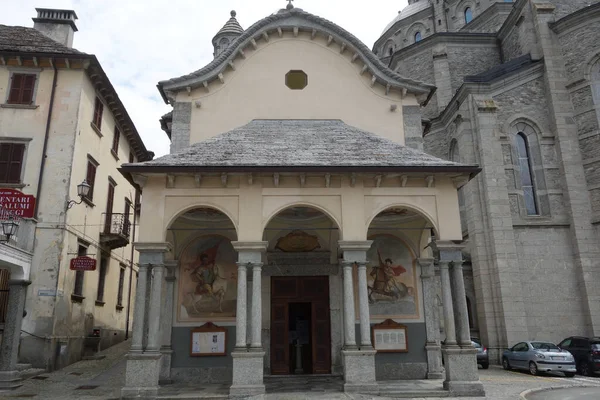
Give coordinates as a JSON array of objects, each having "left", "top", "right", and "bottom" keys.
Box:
[{"left": 177, "top": 235, "right": 238, "bottom": 322}]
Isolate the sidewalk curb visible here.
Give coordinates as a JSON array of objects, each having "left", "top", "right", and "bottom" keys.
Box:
[{"left": 519, "top": 385, "right": 596, "bottom": 399}]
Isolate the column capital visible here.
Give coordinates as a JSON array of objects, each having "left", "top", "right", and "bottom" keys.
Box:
[
  {"left": 134, "top": 242, "right": 173, "bottom": 253},
  {"left": 418, "top": 258, "right": 435, "bottom": 279},
  {"left": 430, "top": 240, "right": 464, "bottom": 262},
  {"left": 165, "top": 276, "right": 176, "bottom": 282},
  {"left": 338, "top": 240, "right": 373, "bottom": 252},
  {"left": 232, "top": 241, "right": 268, "bottom": 253}
]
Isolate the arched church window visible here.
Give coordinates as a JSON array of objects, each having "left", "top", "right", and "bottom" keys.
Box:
[
  {"left": 516, "top": 132, "right": 538, "bottom": 215},
  {"left": 414, "top": 31, "right": 422, "bottom": 43},
  {"left": 465, "top": 7, "right": 473, "bottom": 24}
]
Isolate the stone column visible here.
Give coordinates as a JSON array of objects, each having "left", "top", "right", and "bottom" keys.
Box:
[
  {"left": 0, "top": 279, "right": 30, "bottom": 390},
  {"left": 159, "top": 261, "right": 177, "bottom": 384},
  {"left": 338, "top": 241, "right": 378, "bottom": 395},
  {"left": 356, "top": 262, "right": 372, "bottom": 348},
  {"left": 122, "top": 242, "right": 171, "bottom": 400},
  {"left": 439, "top": 260, "right": 457, "bottom": 346},
  {"left": 230, "top": 241, "right": 267, "bottom": 398},
  {"left": 147, "top": 264, "right": 165, "bottom": 352},
  {"left": 419, "top": 258, "right": 443, "bottom": 379},
  {"left": 250, "top": 262, "right": 263, "bottom": 349},
  {"left": 130, "top": 263, "right": 149, "bottom": 353},
  {"left": 234, "top": 262, "right": 248, "bottom": 349},
  {"left": 431, "top": 241, "right": 483, "bottom": 397},
  {"left": 341, "top": 261, "right": 357, "bottom": 349},
  {"left": 451, "top": 260, "right": 471, "bottom": 346}
]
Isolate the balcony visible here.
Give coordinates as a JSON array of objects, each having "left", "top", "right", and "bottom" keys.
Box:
[
  {"left": 0, "top": 206, "right": 35, "bottom": 253},
  {"left": 99, "top": 213, "right": 131, "bottom": 250}
]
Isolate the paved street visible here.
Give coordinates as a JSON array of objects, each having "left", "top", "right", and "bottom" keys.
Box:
[{"left": 0, "top": 340, "right": 599, "bottom": 399}]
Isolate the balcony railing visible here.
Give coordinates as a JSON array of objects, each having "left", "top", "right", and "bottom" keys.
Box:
[{"left": 100, "top": 213, "right": 131, "bottom": 249}]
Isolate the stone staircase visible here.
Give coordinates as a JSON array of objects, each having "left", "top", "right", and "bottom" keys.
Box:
[{"left": 16, "top": 363, "right": 46, "bottom": 380}]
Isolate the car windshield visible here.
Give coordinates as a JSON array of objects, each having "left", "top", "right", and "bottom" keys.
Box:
[
  {"left": 592, "top": 342, "right": 600, "bottom": 350},
  {"left": 531, "top": 342, "right": 559, "bottom": 351},
  {"left": 471, "top": 341, "right": 482, "bottom": 348}
]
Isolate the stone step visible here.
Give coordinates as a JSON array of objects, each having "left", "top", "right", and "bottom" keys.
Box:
[
  {"left": 157, "top": 395, "right": 228, "bottom": 400},
  {"left": 20, "top": 368, "right": 46, "bottom": 380},
  {"left": 379, "top": 389, "right": 450, "bottom": 398},
  {"left": 16, "top": 363, "right": 32, "bottom": 371}
]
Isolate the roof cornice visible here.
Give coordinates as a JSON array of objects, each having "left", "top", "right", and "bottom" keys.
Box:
[
  {"left": 157, "top": 7, "right": 435, "bottom": 105},
  {"left": 550, "top": 2, "right": 600, "bottom": 34},
  {"left": 373, "top": 5, "right": 433, "bottom": 49},
  {"left": 497, "top": 0, "right": 528, "bottom": 41},
  {"left": 459, "top": 2, "right": 515, "bottom": 33}
]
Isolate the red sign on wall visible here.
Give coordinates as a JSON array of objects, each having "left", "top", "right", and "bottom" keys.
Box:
[
  {"left": 0, "top": 189, "right": 36, "bottom": 218},
  {"left": 70, "top": 256, "right": 97, "bottom": 271}
]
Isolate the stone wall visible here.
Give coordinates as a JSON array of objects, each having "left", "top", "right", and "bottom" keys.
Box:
[{"left": 448, "top": 45, "right": 502, "bottom": 93}]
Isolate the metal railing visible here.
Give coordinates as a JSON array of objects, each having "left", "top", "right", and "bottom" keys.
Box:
[
  {"left": 0, "top": 205, "right": 35, "bottom": 253},
  {"left": 102, "top": 213, "right": 131, "bottom": 238}
]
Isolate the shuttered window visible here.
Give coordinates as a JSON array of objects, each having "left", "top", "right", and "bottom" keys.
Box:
[
  {"left": 7, "top": 74, "right": 36, "bottom": 105},
  {"left": 0, "top": 143, "right": 25, "bottom": 183},
  {"left": 92, "top": 97, "right": 103, "bottom": 130},
  {"left": 112, "top": 127, "right": 120, "bottom": 154},
  {"left": 85, "top": 160, "right": 97, "bottom": 201},
  {"left": 117, "top": 265, "right": 126, "bottom": 307}
]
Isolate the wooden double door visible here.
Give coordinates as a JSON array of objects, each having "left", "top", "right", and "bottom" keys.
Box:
[{"left": 270, "top": 276, "right": 331, "bottom": 375}]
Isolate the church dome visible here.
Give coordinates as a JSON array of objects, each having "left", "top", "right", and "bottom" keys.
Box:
[
  {"left": 381, "top": 0, "right": 431, "bottom": 36},
  {"left": 212, "top": 10, "right": 244, "bottom": 58}
]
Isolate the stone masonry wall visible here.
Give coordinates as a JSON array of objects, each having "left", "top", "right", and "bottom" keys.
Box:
[
  {"left": 394, "top": 48, "right": 440, "bottom": 118},
  {"left": 448, "top": 45, "right": 502, "bottom": 94},
  {"left": 514, "top": 226, "right": 587, "bottom": 342},
  {"left": 542, "top": 0, "right": 600, "bottom": 20}
]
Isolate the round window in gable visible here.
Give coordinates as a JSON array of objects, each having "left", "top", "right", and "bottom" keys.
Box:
[{"left": 285, "top": 70, "right": 308, "bottom": 90}]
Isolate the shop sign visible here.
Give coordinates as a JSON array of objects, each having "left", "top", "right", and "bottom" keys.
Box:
[
  {"left": 70, "top": 256, "right": 97, "bottom": 271},
  {"left": 0, "top": 188, "right": 35, "bottom": 218}
]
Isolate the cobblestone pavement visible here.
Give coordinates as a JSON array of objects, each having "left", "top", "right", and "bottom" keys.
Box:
[{"left": 0, "top": 340, "right": 599, "bottom": 399}]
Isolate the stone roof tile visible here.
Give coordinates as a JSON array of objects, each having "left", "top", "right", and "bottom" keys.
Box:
[{"left": 0, "top": 24, "right": 86, "bottom": 55}]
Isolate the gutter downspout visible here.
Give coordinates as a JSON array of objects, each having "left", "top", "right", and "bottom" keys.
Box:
[
  {"left": 34, "top": 63, "right": 58, "bottom": 219},
  {"left": 125, "top": 192, "right": 138, "bottom": 340}
]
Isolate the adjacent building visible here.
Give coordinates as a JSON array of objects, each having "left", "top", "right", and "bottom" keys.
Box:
[
  {"left": 374, "top": 0, "right": 600, "bottom": 363},
  {"left": 120, "top": 3, "right": 483, "bottom": 399},
  {"left": 0, "top": 8, "right": 152, "bottom": 386}
]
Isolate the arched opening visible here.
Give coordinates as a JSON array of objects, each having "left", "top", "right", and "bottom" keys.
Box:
[
  {"left": 262, "top": 206, "right": 340, "bottom": 376},
  {"left": 167, "top": 207, "right": 238, "bottom": 322},
  {"left": 464, "top": 7, "right": 473, "bottom": 24},
  {"left": 414, "top": 31, "right": 422, "bottom": 43},
  {"left": 516, "top": 133, "right": 539, "bottom": 215},
  {"left": 366, "top": 207, "right": 433, "bottom": 321}
]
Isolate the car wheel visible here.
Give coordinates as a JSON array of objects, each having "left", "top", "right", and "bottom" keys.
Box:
[
  {"left": 529, "top": 362, "right": 538, "bottom": 376},
  {"left": 481, "top": 363, "right": 489, "bottom": 370},
  {"left": 564, "top": 372, "right": 575, "bottom": 378},
  {"left": 502, "top": 358, "right": 511, "bottom": 370},
  {"left": 581, "top": 362, "right": 591, "bottom": 376}
]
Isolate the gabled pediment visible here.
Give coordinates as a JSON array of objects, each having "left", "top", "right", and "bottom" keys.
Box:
[{"left": 157, "top": 7, "right": 435, "bottom": 105}]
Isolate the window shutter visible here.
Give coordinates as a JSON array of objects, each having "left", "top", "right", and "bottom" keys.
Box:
[
  {"left": 0, "top": 144, "right": 12, "bottom": 183},
  {"left": 112, "top": 127, "right": 120, "bottom": 153},
  {"left": 8, "top": 74, "right": 23, "bottom": 104},
  {"left": 7, "top": 144, "right": 24, "bottom": 183},
  {"left": 21, "top": 75, "right": 36, "bottom": 104},
  {"left": 86, "top": 162, "right": 97, "bottom": 200}
]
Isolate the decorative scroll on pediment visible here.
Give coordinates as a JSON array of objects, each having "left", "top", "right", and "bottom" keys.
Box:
[{"left": 275, "top": 230, "right": 321, "bottom": 252}]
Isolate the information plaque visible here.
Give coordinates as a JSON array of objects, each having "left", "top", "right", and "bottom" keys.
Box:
[
  {"left": 371, "top": 319, "right": 408, "bottom": 353},
  {"left": 190, "top": 322, "right": 227, "bottom": 356}
]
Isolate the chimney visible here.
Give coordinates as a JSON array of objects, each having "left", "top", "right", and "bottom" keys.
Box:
[{"left": 32, "top": 8, "right": 78, "bottom": 48}]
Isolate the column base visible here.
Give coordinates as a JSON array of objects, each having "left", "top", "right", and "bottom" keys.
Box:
[
  {"left": 342, "top": 349, "right": 379, "bottom": 395},
  {"left": 442, "top": 347, "right": 485, "bottom": 397},
  {"left": 159, "top": 349, "right": 174, "bottom": 385},
  {"left": 0, "top": 371, "right": 22, "bottom": 390},
  {"left": 230, "top": 351, "right": 265, "bottom": 398},
  {"left": 121, "top": 352, "right": 162, "bottom": 399},
  {"left": 425, "top": 343, "right": 443, "bottom": 379}
]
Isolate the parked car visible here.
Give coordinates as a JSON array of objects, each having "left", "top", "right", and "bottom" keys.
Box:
[
  {"left": 502, "top": 341, "right": 576, "bottom": 377},
  {"left": 471, "top": 337, "right": 489, "bottom": 369},
  {"left": 558, "top": 336, "right": 600, "bottom": 376}
]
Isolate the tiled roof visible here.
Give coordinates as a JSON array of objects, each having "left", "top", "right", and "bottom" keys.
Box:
[
  {"left": 464, "top": 54, "right": 536, "bottom": 83},
  {"left": 381, "top": 1, "right": 432, "bottom": 36},
  {"left": 0, "top": 24, "right": 85, "bottom": 55},
  {"left": 122, "top": 119, "right": 478, "bottom": 173},
  {"left": 213, "top": 11, "right": 244, "bottom": 40}
]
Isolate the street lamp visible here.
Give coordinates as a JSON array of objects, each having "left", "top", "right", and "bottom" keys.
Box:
[
  {"left": 66, "top": 180, "right": 92, "bottom": 210},
  {"left": 0, "top": 216, "right": 19, "bottom": 244}
]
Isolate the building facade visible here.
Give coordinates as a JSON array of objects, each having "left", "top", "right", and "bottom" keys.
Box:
[
  {"left": 374, "top": 0, "right": 600, "bottom": 364},
  {"left": 0, "top": 8, "right": 152, "bottom": 385},
  {"left": 120, "top": 4, "right": 484, "bottom": 399}
]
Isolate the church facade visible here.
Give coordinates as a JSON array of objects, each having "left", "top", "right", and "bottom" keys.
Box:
[
  {"left": 120, "top": 3, "right": 485, "bottom": 399},
  {"left": 374, "top": 0, "right": 600, "bottom": 364}
]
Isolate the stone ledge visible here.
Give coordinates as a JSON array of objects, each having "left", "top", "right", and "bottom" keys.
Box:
[{"left": 445, "top": 380, "right": 485, "bottom": 396}]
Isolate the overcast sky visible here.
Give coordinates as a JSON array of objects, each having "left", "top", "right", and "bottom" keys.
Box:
[{"left": 2, "top": 0, "right": 408, "bottom": 157}]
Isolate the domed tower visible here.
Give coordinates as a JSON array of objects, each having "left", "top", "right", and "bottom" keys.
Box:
[{"left": 212, "top": 10, "right": 244, "bottom": 58}]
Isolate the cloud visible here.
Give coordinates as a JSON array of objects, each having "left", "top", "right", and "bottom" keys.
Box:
[{"left": 2, "top": 0, "right": 408, "bottom": 157}]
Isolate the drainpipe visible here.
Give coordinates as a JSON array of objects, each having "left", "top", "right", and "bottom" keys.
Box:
[
  {"left": 34, "top": 63, "right": 58, "bottom": 219},
  {"left": 125, "top": 192, "right": 138, "bottom": 339}
]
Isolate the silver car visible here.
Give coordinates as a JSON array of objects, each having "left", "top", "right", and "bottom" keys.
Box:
[{"left": 502, "top": 341, "right": 576, "bottom": 377}]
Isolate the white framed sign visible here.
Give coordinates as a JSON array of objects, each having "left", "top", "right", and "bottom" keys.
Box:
[
  {"left": 190, "top": 322, "right": 227, "bottom": 356},
  {"left": 372, "top": 319, "right": 408, "bottom": 353}
]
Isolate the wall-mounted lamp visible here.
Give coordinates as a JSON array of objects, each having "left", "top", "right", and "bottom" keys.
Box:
[
  {"left": 66, "top": 180, "right": 91, "bottom": 210},
  {"left": 0, "top": 216, "right": 19, "bottom": 244}
]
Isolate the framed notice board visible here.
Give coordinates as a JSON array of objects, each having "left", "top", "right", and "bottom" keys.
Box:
[
  {"left": 190, "top": 322, "right": 227, "bottom": 356},
  {"left": 371, "top": 319, "right": 408, "bottom": 353}
]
